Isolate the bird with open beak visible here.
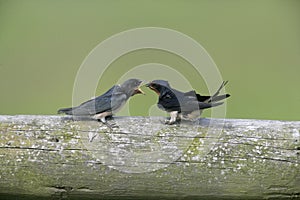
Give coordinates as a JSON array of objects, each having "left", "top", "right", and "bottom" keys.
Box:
[
  {"left": 146, "top": 80, "right": 230, "bottom": 125},
  {"left": 58, "top": 78, "right": 144, "bottom": 123}
]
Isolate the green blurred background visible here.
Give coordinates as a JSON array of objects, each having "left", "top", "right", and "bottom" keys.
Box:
[{"left": 0, "top": 0, "right": 299, "bottom": 120}]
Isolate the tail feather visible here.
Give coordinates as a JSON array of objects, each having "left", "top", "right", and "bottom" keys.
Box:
[
  {"left": 57, "top": 107, "right": 73, "bottom": 115},
  {"left": 205, "top": 81, "right": 230, "bottom": 103},
  {"left": 195, "top": 94, "right": 230, "bottom": 102},
  {"left": 210, "top": 102, "right": 224, "bottom": 108},
  {"left": 195, "top": 94, "right": 210, "bottom": 102},
  {"left": 198, "top": 102, "right": 224, "bottom": 109},
  {"left": 195, "top": 81, "right": 230, "bottom": 103},
  {"left": 209, "top": 94, "right": 230, "bottom": 102}
]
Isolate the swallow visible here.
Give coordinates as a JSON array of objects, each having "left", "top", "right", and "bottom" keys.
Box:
[
  {"left": 58, "top": 78, "right": 145, "bottom": 123},
  {"left": 146, "top": 80, "right": 230, "bottom": 124}
]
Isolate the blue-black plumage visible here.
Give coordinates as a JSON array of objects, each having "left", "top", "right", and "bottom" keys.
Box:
[
  {"left": 146, "top": 80, "right": 230, "bottom": 124},
  {"left": 58, "top": 79, "right": 144, "bottom": 122}
]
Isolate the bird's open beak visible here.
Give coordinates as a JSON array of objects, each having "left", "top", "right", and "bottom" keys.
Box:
[
  {"left": 134, "top": 87, "right": 145, "bottom": 95},
  {"left": 134, "top": 81, "right": 145, "bottom": 95}
]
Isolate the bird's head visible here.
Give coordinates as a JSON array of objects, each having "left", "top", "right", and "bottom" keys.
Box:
[
  {"left": 145, "top": 80, "right": 171, "bottom": 95},
  {"left": 120, "top": 78, "right": 145, "bottom": 96}
]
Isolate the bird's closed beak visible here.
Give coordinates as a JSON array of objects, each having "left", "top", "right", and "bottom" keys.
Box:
[{"left": 145, "top": 82, "right": 160, "bottom": 95}]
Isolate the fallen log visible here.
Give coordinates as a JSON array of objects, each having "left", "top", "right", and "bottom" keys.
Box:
[{"left": 0, "top": 115, "right": 299, "bottom": 199}]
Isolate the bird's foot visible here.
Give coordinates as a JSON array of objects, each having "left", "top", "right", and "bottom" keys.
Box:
[
  {"left": 164, "top": 119, "right": 180, "bottom": 125},
  {"left": 97, "top": 119, "right": 119, "bottom": 130},
  {"left": 165, "top": 120, "right": 175, "bottom": 125},
  {"left": 107, "top": 122, "right": 119, "bottom": 129},
  {"left": 105, "top": 115, "right": 114, "bottom": 120},
  {"left": 163, "top": 111, "right": 180, "bottom": 125}
]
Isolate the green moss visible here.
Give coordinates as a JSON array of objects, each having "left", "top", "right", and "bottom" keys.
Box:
[{"left": 13, "top": 166, "right": 53, "bottom": 196}]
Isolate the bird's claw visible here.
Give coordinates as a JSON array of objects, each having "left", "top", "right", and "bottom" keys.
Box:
[
  {"left": 164, "top": 120, "right": 177, "bottom": 125},
  {"left": 96, "top": 119, "right": 119, "bottom": 130},
  {"left": 105, "top": 115, "right": 114, "bottom": 120},
  {"left": 110, "top": 123, "right": 119, "bottom": 129},
  {"left": 105, "top": 122, "right": 119, "bottom": 131}
]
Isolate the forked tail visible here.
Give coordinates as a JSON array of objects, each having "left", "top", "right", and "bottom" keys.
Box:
[
  {"left": 57, "top": 107, "right": 73, "bottom": 115},
  {"left": 206, "top": 81, "right": 230, "bottom": 103}
]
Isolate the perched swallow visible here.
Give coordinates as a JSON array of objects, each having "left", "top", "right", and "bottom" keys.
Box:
[
  {"left": 58, "top": 79, "right": 144, "bottom": 123},
  {"left": 146, "top": 80, "right": 230, "bottom": 124}
]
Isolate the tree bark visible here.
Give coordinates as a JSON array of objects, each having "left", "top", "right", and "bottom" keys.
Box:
[{"left": 0, "top": 115, "right": 299, "bottom": 199}]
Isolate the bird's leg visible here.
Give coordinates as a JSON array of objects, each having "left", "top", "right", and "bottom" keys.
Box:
[
  {"left": 105, "top": 115, "right": 114, "bottom": 120},
  {"left": 98, "top": 117, "right": 119, "bottom": 130},
  {"left": 92, "top": 113, "right": 118, "bottom": 132},
  {"left": 88, "top": 116, "right": 106, "bottom": 142},
  {"left": 165, "top": 111, "right": 179, "bottom": 125},
  {"left": 87, "top": 115, "right": 105, "bottom": 142},
  {"left": 104, "top": 115, "right": 119, "bottom": 129}
]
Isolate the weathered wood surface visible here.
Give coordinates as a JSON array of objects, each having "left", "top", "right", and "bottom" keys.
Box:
[{"left": 0, "top": 115, "right": 299, "bottom": 199}]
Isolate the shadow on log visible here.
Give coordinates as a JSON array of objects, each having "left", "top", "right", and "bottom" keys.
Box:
[{"left": 0, "top": 115, "right": 299, "bottom": 199}]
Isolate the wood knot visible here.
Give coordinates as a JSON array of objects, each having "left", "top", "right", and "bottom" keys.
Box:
[{"left": 49, "top": 137, "right": 59, "bottom": 142}]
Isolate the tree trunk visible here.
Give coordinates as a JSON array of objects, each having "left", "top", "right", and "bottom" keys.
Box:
[{"left": 0, "top": 115, "right": 299, "bottom": 199}]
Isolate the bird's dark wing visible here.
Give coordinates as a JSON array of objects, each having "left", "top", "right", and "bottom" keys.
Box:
[
  {"left": 157, "top": 86, "right": 226, "bottom": 114},
  {"left": 109, "top": 91, "right": 128, "bottom": 113},
  {"left": 181, "top": 98, "right": 223, "bottom": 113},
  {"left": 159, "top": 88, "right": 201, "bottom": 112},
  {"left": 71, "top": 85, "right": 126, "bottom": 115},
  {"left": 157, "top": 89, "right": 181, "bottom": 112},
  {"left": 158, "top": 97, "right": 181, "bottom": 111},
  {"left": 185, "top": 81, "right": 230, "bottom": 103},
  {"left": 183, "top": 90, "right": 207, "bottom": 101},
  {"left": 180, "top": 98, "right": 201, "bottom": 112}
]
